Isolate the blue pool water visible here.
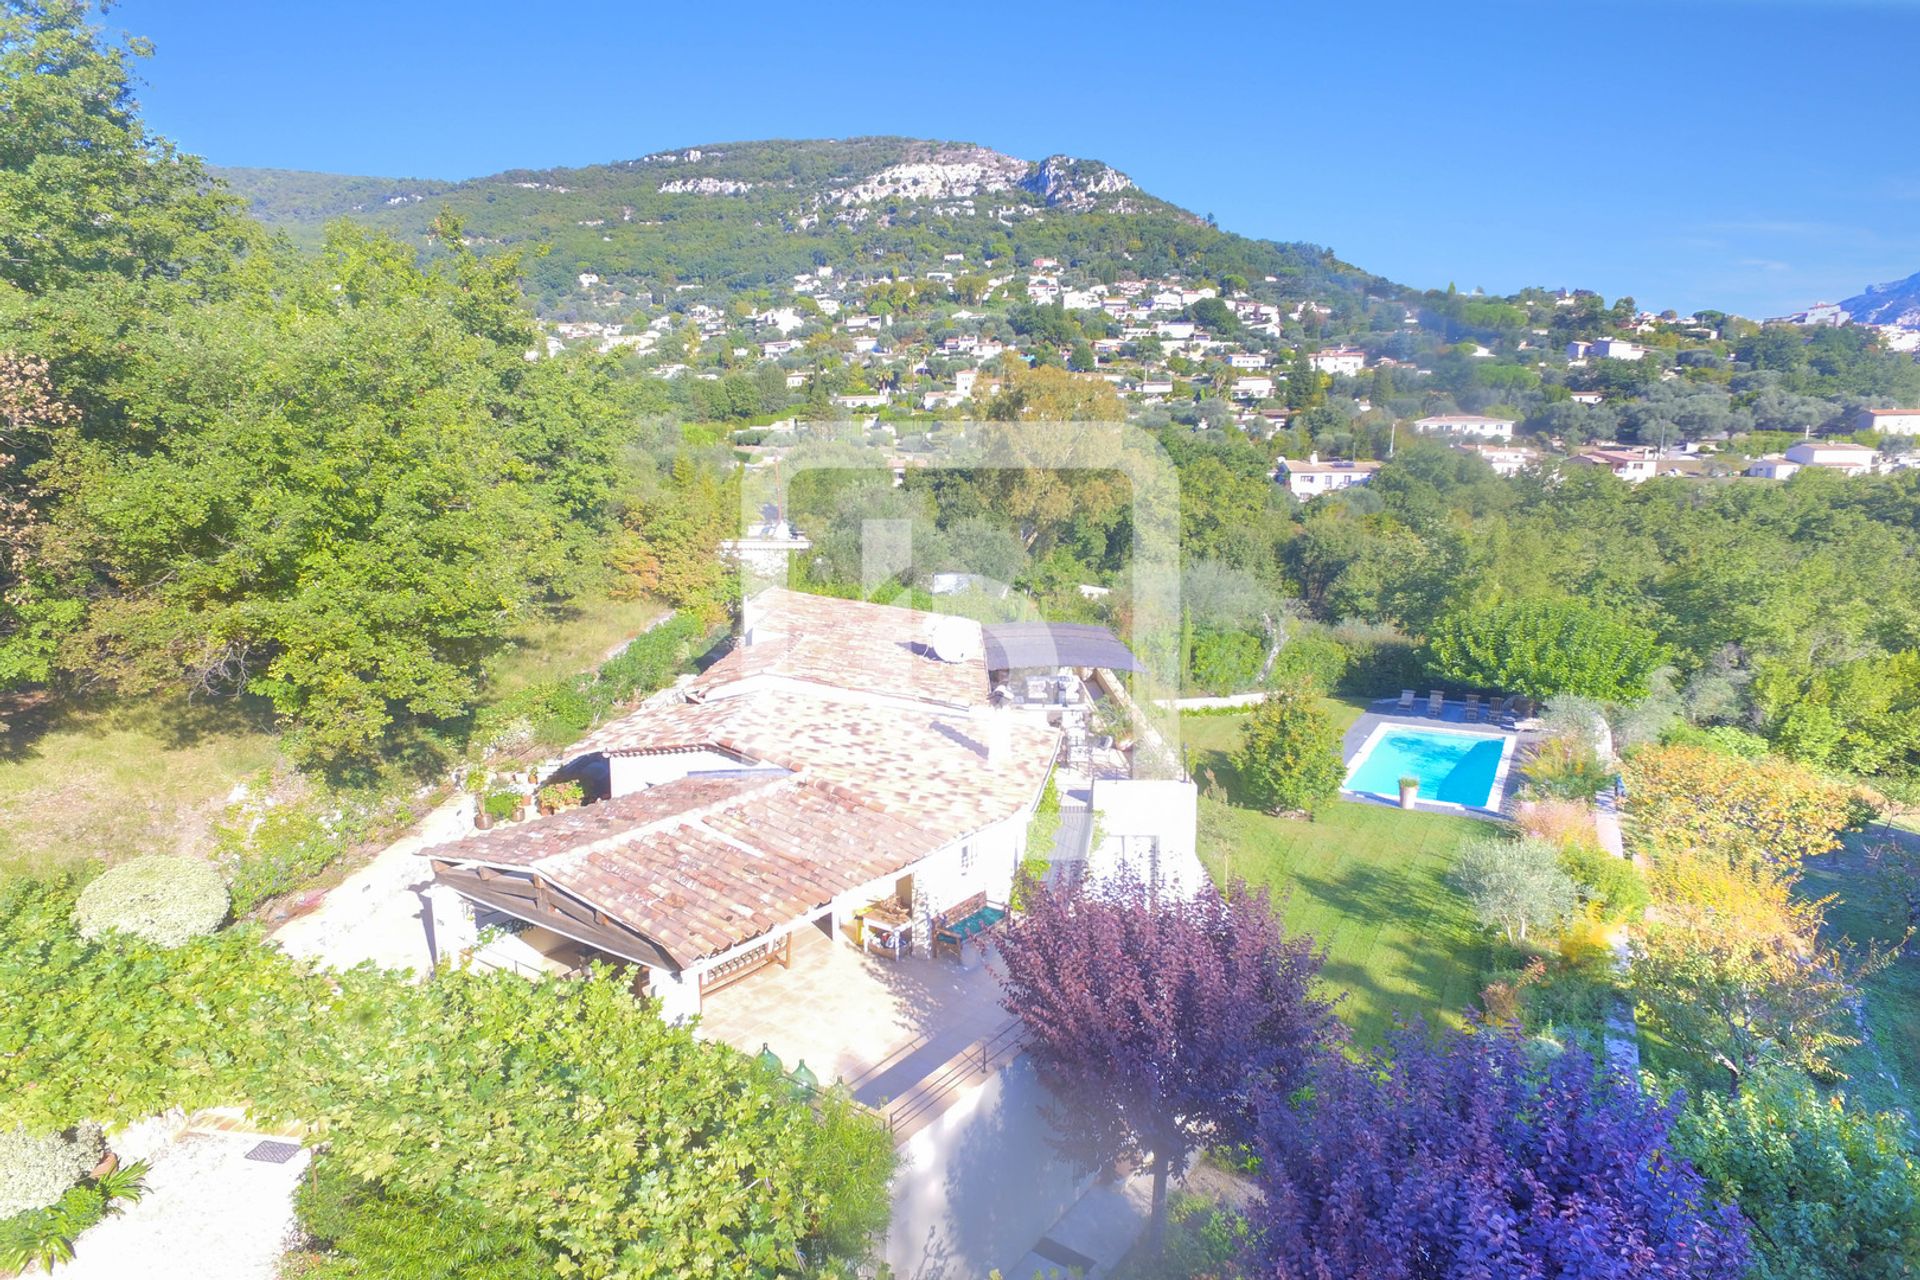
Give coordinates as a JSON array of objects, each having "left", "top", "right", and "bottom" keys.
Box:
[{"left": 1345, "top": 728, "right": 1508, "bottom": 808}]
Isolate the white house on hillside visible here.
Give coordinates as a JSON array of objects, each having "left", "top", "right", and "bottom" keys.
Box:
[
  {"left": 1858, "top": 408, "right": 1920, "bottom": 436},
  {"left": 1308, "top": 348, "right": 1366, "bottom": 377},
  {"left": 1413, "top": 413, "right": 1516, "bottom": 441},
  {"left": 1276, "top": 454, "right": 1382, "bottom": 499}
]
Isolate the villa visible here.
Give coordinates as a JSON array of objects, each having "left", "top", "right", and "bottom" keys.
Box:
[
  {"left": 1276, "top": 453, "right": 1382, "bottom": 498},
  {"left": 1413, "top": 413, "right": 1517, "bottom": 441},
  {"left": 424, "top": 589, "right": 1064, "bottom": 1023},
  {"left": 1746, "top": 439, "right": 1880, "bottom": 479}
]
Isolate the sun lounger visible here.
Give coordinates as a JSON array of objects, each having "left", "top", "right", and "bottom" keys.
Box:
[
  {"left": 1427, "top": 689, "right": 1445, "bottom": 717},
  {"left": 1463, "top": 694, "right": 1481, "bottom": 723},
  {"left": 1396, "top": 689, "right": 1416, "bottom": 712}
]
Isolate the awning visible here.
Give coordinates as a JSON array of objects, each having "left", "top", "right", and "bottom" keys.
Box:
[{"left": 980, "top": 622, "right": 1144, "bottom": 673}]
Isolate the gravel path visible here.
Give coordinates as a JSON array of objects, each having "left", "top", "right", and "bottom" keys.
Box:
[
  {"left": 65, "top": 1122, "right": 309, "bottom": 1280},
  {"left": 272, "top": 791, "right": 473, "bottom": 974}
]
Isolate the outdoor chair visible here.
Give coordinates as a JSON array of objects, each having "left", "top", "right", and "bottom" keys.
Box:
[
  {"left": 1427, "top": 689, "right": 1445, "bottom": 717},
  {"left": 1396, "top": 688, "right": 1416, "bottom": 712},
  {"left": 1463, "top": 694, "right": 1481, "bottom": 723}
]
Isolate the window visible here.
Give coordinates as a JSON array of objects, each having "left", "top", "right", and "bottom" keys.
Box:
[{"left": 959, "top": 843, "right": 974, "bottom": 874}]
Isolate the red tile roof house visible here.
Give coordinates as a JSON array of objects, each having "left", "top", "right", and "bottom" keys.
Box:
[{"left": 422, "top": 589, "right": 1061, "bottom": 1024}]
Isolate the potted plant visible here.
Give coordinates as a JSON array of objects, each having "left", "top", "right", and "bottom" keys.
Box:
[
  {"left": 1398, "top": 775, "right": 1421, "bottom": 809},
  {"left": 538, "top": 779, "right": 584, "bottom": 814},
  {"left": 483, "top": 791, "right": 520, "bottom": 827}
]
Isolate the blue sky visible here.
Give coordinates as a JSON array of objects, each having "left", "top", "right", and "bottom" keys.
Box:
[{"left": 115, "top": 0, "right": 1920, "bottom": 318}]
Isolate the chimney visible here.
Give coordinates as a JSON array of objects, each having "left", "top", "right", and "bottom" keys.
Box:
[
  {"left": 972, "top": 707, "right": 1013, "bottom": 768},
  {"left": 1309, "top": 451, "right": 1320, "bottom": 464}
]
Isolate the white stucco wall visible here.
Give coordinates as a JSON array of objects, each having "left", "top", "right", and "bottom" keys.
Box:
[{"left": 1084, "top": 778, "right": 1205, "bottom": 900}]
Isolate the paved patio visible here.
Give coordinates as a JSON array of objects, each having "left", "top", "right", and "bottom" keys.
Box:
[{"left": 694, "top": 923, "right": 1010, "bottom": 1101}]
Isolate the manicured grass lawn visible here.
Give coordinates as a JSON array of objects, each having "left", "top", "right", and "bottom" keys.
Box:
[
  {"left": 1800, "top": 828, "right": 1920, "bottom": 1117},
  {"left": 0, "top": 693, "right": 284, "bottom": 878},
  {"left": 1183, "top": 707, "right": 1503, "bottom": 1046}
]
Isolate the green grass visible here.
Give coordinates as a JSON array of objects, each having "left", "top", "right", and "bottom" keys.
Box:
[
  {"left": 479, "top": 589, "right": 666, "bottom": 706},
  {"left": 1800, "top": 828, "right": 1920, "bottom": 1118},
  {"left": 0, "top": 590, "right": 666, "bottom": 882},
  {"left": 1184, "top": 706, "right": 1503, "bottom": 1045},
  {"left": 0, "top": 694, "right": 284, "bottom": 878}
]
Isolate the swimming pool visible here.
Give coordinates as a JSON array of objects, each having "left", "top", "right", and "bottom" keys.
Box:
[{"left": 1343, "top": 724, "right": 1513, "bottom": 810}]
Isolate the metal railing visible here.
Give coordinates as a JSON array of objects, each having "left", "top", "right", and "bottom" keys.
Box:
[{"left": 880, "top": 1018, "right": 1026, "bottom": 1140}]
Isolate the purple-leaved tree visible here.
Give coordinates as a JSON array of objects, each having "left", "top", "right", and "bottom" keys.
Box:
[
  {"left": 998, "top": 873, "right": 1340, "bottom": 1254},
  {"left": 1253, "top": 1024, "right": 1751, "bottom": 1279}
]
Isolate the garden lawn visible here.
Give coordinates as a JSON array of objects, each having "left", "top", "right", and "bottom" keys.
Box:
[
  {"left": 0, "top": 694, "right": 282, "bottom": 878},
  {"left": 1800, "top": 828, "right": 1920, "bottom": 1119},
  {"left": 479, "top": 588, "right": 665, "bottom": 706},
  {"left": 1185, "top": 708, "right": 1502, "bottom": 1045}
]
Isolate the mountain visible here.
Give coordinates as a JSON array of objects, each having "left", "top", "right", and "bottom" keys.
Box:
[
  {"left": 1839, "top": 270, "right": 1920, "bottom": 328},
  {"left": 215, "top": 137, "right": 1391, "bottom": 317}
]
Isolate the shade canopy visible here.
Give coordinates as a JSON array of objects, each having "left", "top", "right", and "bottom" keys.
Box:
[{"left": 980, "top": 622, "right": 1144, "bottom": 674}]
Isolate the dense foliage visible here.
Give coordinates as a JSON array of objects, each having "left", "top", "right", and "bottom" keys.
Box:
[
  {"left": 1251, "top": 1027, "right": 1750, "bottom": 1279},
  {"left": 1426, "top": 597, "right": 1667, "bottom": 701},
  {"left": 998, "top": 874, "right": 1339, "bottom": 1252},
  {"left": 1671, "top": 1071, "right": 1920, "bottom": 1280},
  {"left": 0, "top": 5, "right": 663, "bottom": 771},
  {"left": 1623, "top": 746, "right": 1857, "bottom": 875},
  {"left": 0, "top": 875, "right": 894, "bottom": 1277}
]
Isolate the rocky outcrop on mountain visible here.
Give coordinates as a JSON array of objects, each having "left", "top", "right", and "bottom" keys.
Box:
[
  {"left": 658, "top": 177, "right": 755, "bottom": 195},
  {"left": 1021, "top": 156, "right": 1136, "bottom": 211},
  {"left": 1840, "top": 270, "right": 1920, "bottom": 328},
  {"left": 819, "top": 145, "right": 1029, "bottom": 207}
]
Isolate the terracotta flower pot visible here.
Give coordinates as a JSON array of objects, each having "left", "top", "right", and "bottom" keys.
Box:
[
  {"left": 475, "top": 809, "right": 494, "bottom": 830},
  {"left": 90, "top": 1151, "right": 119, "bottom": 1180}
]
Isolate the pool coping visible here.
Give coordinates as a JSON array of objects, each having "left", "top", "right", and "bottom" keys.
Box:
[{"left": 1340, "top": 701, "right": 1534, "bottom": 819}]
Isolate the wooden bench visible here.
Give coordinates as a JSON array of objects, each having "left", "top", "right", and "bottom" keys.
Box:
[
  {"left": 932, "top": 892, "right": 1009, "bottom": 962},
  {"left": 698, "top": 932, "right": 792, "bottom": 1005}
]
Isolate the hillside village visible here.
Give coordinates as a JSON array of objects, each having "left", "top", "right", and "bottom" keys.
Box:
[{"left": 531, "top": 197, "right": 1920, "bottom": 491}]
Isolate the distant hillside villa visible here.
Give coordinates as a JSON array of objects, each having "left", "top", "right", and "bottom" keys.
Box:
[
  {"left": 1857, "top": 407, "right": 1920, "bottom": 436},
  {"left": 1276, "top": 454, "right": 1382, "bottom": 498},
  {"left": 1413, "top": 413, "right": 1516, "bottom": 441},
  {"left": 1747, "top": 440, "right": 1880, "bottom": 480}
]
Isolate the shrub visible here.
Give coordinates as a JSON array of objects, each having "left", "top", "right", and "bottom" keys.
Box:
[
  {"left": 483, "top": 791, "right": 522, "bottom": 821},
  {"left": 1513, "top": 798, "right": 1599, "bottom": 851},
  {"left": 0, "top": 1124, "right": 102, "bottom": 1219},
  {"left": 1664, "top": 722, "right": 1771, "bottom": 760},
  {"left": 1448, "top": 834, "right": 1579, "bottom": 945},
  {"left": 1234, "top": 683, "right": 1345, "bottom": 815},
  {"left": 1265, "top": 627, "right": 1348, "bottom": 693},
  {"left": 1190, "top": 627, "right": 1263, "bottom": 695},
  {"left": 217, "top": 803, "right": 349, "bottom": 915},
  {"left": 1562, "top": 845, "right": 1650, "bottom": 922},
  {"left": 537, "top": 779, "right": 584, "bottom": 811},
  {"left": 1329, "top": 620, "right": 1424, "bottom": 697},
  {"left": 1520, "top": 735, "right": 1615, "bottom": 802},
  {"left": 73, "top": 856, "right": 228, "bottom": 947},
  {"left": 0, "top": 1159, "right": 146, "bottom": 1274}
]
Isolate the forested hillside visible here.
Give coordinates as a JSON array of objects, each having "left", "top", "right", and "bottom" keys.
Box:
[{"left": 217, "top": 138, "right": 1392, "bottom": 316}]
